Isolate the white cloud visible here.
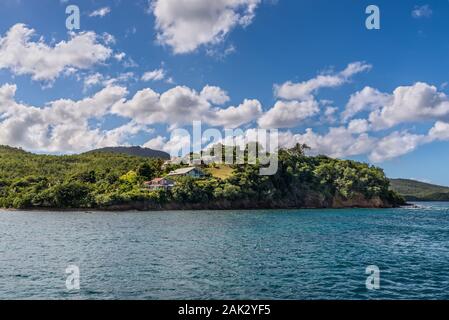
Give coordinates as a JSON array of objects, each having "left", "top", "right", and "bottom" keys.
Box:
[
  {"left": 257, "top": 62, "right": 371, "bottom": 130},
  {"left": 0, "top": 24, "right": 112, "bottom": 82},
  {"left": 200, "top": 85, "right": 230, "bottom": 105},
  {"left": 342, "top": 86, "right": 391, "bottom": 122},
  {"left": 412, "top": 5, "right": 432, "bottom": 19},
  {"left": 287, "top": 127, "right": 377, "bottom": 159},
  {"left": 144, "top": 132, "right": 191, "bottom": 157},
  {"left": 151, "top": 0, "right": 260, "bottom": 54},
  {"left": 111, "top": 85, "right": 260, "bottom": 129},
  {"left": 368, "top": 82, "right": 449, "bottom": 130},
  {"left": 342, "top": 83, "right": 449, "bottom": 131},
  {"left": 348, "top": 118, "right": 370, "bottom": 134},
  {"left": 143, "top": 135, "right": 167, "bottom": 151},
  {"left": 102, "top": 32, "right": 116, "bottom": 45},
  {"left": 114, "top": 52, "right": 126, "bottom": 61},
  {"left": 83, "top": 72, "right": 136, "bottom": 91},
  {"left": 369, "top": 131, "right": 426, "bottom": 163},
  {"left": 258, "top": 100, "right": 320, "bottom": 129},
  {"left": 322, "top": 105, "right": 338, "bottom": 124},
  {"left": 0, "top": 83, "right": 150, "bottom": 153},
  {"left": 273, "top": 124, "right": 437, "bottom": 163},
  {"left": 209, "top": 99, "right": 262, "bottom": 128},
  {"left": 83, "top": 73, "right": 104, "bottom": 90},
  {"left": 275, "top": 62, "right": 372, "bottom": 101},
  {"left": 428, "top": 121, "right": 449, "bottom": 141},
  {"left": 90, "top": 7, "right": 111, "bottom": 18},
  {"left": 141, "top": 68, "right": 166, "bottom": 82},
  {"left": 111, "top": 87, "right": 162, "bottom": 124}
]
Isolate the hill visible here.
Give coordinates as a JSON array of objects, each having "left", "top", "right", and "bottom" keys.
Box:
[
  {"left": 390, "top": 179, "right": 449, "bottom": 201},
  {"left": 87, "top": 146, "right": 170, "bottom": 160},
  {"left": 0, "top": 144, "right": 405, "bottom": 210}
]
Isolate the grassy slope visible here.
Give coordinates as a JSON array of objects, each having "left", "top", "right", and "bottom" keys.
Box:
[
  {"left": 390, "top": 179, "right": 449, "bottom": 201},
  {"left": 206, "top": 165, "right": 235, "bottom": 180}
]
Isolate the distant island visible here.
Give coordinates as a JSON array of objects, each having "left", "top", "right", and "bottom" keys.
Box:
[
  {"left": 0, "top": 144, "right": 406, "bottom": 211},
  {"left": 389, "top": 179, "right": 449, "bottom": 201}
]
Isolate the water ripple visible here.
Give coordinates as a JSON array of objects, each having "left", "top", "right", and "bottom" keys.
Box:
[{"left": 1, "top": 204, "right": 449, "bottom": 299}]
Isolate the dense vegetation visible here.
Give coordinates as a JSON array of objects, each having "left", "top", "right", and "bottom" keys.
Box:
[
  {"left": 390, "top": 179, "right": 449, "bottom": 201},
  {"left": 0, "top": 145, "right": 404, "bottom": 210}
]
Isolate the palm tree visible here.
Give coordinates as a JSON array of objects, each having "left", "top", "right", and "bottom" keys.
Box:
[{"left": 288, "top": 143, "right": 310, "bottom": 157}]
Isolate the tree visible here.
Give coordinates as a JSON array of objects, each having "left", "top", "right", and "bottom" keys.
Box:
[{"left": 136, "top": 163, "right": 154, "bottom": 181}]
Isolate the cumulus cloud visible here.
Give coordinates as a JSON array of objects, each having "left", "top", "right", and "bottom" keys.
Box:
[
  {"left": 347, "top": 118, "right": 370, "bottom": 134},
  {"left": 272, "top": 125, "right": 430, "bottom": 163},
  {"left": 0, "top": 83, "right": 150, "bottom": 153},
  {"left": 209, "top": 99, "right": 262, "bottom": 128},
  {"left": 258, "top": 100, "right": 320, "bottom": 129},
  {"left": 369, "top": 131, "right": 426, "bottom": 163},
  {"left": 200, "top": 85, "right": 230, "bottom": 105},
  {"left": 366, "top": 121, "right": 449, "bottom": 162},
  {"left": 428, "top": 121, "right": 449, "bottom": 141},
  {"left": 342, "top": 86, "right": 391, "bottom": 122},
  {"left": 111, "top": 85, "right": 261, "bottom": 129},
  {"left": 257, "top": 62, "right": 371, "bottom": 129},
  {"left": 143, "top": 135, "right": 167, "bottom": 151},
  {"left": 287, "top": 127, "right": 377, "bottom": 159},
  {"left": 342, "top": 83, "right": 449, "bottom": 132},
  {"left": 151, "top": 0, "right": 260, "bottom": 54},
  {"left": 144, "top": 132, "right": 191, "bottom": 157},
  {"left": 83, "top": 73, "right": 104, "bottom": 90},
  {"left": 367, "top": 83, "right": 449, "bottom": 130},
  {"left": 275, "top": 62, "right": 372, "bottom": 101},
  {"left": 0, "top": 24, "right": 112, "bottom": 82}
]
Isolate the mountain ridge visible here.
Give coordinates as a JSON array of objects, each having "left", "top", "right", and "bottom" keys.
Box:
[
  {"left": 85, "top": 146, "right": 170, "bottom": 160},
  {"left": 390, "top": 178, "right": 449, "bottom": 201}
]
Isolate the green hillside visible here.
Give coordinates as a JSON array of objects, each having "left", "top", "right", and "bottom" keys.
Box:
[
  {"left": 0, "top": 144, "right": 404, "bottom": 210},
  {"left": 390, "top": 179, "right": 449, "bottom": 201}
]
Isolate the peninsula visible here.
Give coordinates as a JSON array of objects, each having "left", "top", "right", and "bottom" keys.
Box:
[{"left": 0, "top": 144, "right": 405, "bottom": 210}]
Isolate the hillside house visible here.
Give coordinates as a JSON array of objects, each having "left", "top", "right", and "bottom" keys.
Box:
[
  {"left": 144, "top": 178, "right": 175, "bottom": 190},
  {"left": 167, "top": 167, "right": 205, "bottom": 179}
]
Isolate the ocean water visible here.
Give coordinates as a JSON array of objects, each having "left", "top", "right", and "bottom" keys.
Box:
[{"left": 1, "top": 203, "right": 449, "bottom": 300}]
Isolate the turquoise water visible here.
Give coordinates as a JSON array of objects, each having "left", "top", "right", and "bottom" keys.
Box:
[{"left": 1, "top": 203, "right": 449, "bottom": 300}]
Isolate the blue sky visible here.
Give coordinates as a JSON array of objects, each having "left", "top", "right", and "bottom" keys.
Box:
[{"left": 1, "top": 0, "right": 449, "bottom": 185}]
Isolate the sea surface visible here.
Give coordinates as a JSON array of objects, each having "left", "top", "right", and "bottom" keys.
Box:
[{"left": 1, "top": 202, "right": 449, "bottom": 300}]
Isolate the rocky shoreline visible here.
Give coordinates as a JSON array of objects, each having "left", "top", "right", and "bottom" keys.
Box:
[{"left": 0, "top": 194, "right": 399, "bottom": 212}]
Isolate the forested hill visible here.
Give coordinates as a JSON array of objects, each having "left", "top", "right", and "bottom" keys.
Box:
[
  {"left": 390, "top": 179, "right": 449, "bottom": 201},
  {"left": 85, "top": 146, "right": 170, "bottom": 160},
  {"left": 0, "top": 144, "right": 405, "bottom": 210}
]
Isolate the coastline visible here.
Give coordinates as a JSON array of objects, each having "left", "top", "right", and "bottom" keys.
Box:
[{"left": 0, "top": 203, "right": 400, "bottom": 213}]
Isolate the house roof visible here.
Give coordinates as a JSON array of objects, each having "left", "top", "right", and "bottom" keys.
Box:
[
  {"left": 144, "top": 177, "right": 174, "bottom": 184},
  {"left": 168, "top": 167, "right": 201, "bottom": 176}
]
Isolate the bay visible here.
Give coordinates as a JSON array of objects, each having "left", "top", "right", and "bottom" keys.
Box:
[{"left": 1, "top": 202, "right": 449, "bottom": 300}]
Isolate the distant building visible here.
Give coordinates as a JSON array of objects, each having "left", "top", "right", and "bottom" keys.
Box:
[
  {"left": 144, "top": 178, "right": 175, "bottom": 190},
  {"left": 167, "top": 167, "right": 205, "bottom": 179}
]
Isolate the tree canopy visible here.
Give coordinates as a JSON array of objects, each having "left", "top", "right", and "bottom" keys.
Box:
[{"left": 0, "top": 145, "right": 404, "bottom": 210}]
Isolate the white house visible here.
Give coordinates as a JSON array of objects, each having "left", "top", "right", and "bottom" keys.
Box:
[
  {"left": 167, "top": 167, "right": 205, "bottom": 179},
  {"left": 144, "top": 178, "right": 175, "bottom": 190}
]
